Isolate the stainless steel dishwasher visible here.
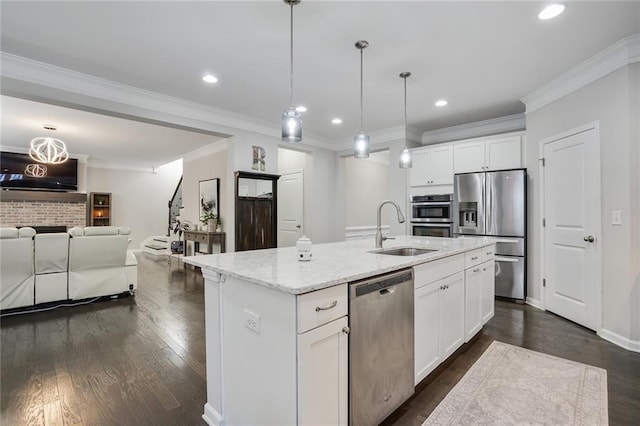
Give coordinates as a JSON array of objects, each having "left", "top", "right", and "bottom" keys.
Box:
[{"left": 349, "top": 268, "right": 414, "bottom": 426}]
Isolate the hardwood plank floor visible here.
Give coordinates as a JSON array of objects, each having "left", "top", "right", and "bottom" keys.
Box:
[
  {"left": 2, "top": 253, "right": 639, "bottom": 425},
  {"left": 1, "top": 254, "right": 207, "bottom": 426}
]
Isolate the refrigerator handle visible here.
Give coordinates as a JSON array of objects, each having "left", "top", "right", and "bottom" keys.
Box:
[{"left": 495, "top": 256, "right": 519, "bottom": 263}]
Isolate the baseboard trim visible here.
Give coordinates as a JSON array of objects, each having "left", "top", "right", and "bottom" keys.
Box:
[
  {"left": 525, "top": 297, "right": 543, "bottom": 310},
  {"left": 599, "top": 328, "right": 640, "bottom": 353},
  {"left": 203, "top": 403, "right": 224, "bottom": 426}
]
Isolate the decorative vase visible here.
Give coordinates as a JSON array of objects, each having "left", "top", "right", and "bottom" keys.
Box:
[{"left": 208, "top": 222, "right": 215, "bottom": 232}]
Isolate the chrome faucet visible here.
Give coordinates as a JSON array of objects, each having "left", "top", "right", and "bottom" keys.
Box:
[{"left": 375, "top": 200, "right": 406, "bottom": 248}]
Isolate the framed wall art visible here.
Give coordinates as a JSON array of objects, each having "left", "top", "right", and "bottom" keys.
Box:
[{"left": 199, "top": 178, "right": 219, "bottom": 219}]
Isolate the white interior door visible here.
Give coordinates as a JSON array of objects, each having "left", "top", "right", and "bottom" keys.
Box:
[
  {"left": 278, "top": 171, "right": 303, "bottom": 247},
  {"left": 542, "top": 125, "right": 600, "bottom": 331}
]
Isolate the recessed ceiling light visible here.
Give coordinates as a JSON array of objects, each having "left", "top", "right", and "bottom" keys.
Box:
[
  {"left": 331, "top": 118, "right": 343, "bottom": 124},
  {"left": 202, "top": 74, "right": 218, "bottom": 83},
  {"left": 435, "top": 100, "right": 448, "bottom": 107},
  {"left": 538, "top": 4, "right": 565, "bottom": 20},
  {"left": 295, "top": 106, "right": 307, "bottom": 113}
]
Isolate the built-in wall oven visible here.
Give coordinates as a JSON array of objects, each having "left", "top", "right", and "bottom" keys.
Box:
[{"left": 410, "top": 194, "right": 454, "bottom": 238}]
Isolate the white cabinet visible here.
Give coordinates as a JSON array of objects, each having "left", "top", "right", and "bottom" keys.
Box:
[
  {"left": 414, "top": 254, "right": 465, "bottom": 385},
  {"left": 464, "top": 265, "right": 483, "bottom": 342},
  {"left": 439, "top": 272, "right": 465, "bottom": 359},
  {"left": 298, "top": 316, "right": 348, "bottom": 426},
  {"left": 410, "top": 144, "right": 454, "bottom": 186},
  {"left": 481, "top": 259, "right": 495, "bottom": 324},
  {"left": 465, "top": 245, "right": 495, "bottom": 341},
  {"left": 454, "top": 136, "right": 521, "bottom": 173}
]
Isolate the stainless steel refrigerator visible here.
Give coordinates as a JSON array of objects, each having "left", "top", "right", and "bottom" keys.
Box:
[{"left": 453, "top": 169, "right": 527, "bottom": 300}]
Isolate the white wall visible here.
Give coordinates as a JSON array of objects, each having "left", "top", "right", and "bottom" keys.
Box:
[
  {"left": 182, "top": 144, "right": 228, "bottom": 230},
  {"left": 525, "top": 63, "right": 640, "bottom": 346},
  {"left": 336, "top": 138, "right": 413, "bottom": 239},
  {"left": 343, "top": 154, "right": 391, "bottom": 228},
  {"left": 278, "top": 146, "right": 341, "bottom": 244},
  {"left": 86, "top": 160, "right": 182, "bottom": 248}
]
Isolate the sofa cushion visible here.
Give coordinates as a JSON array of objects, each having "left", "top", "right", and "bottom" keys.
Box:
[
  {"left": 35, "top": 233, "right": 70, "bottom": 274},
  {"left": 84, "top": 226, "right": 119, "bottom": 236},
  {"left": 68, "top": 227, "right": 84, "bottom": 237},
  {"left": 118, "top": 226, "right": 131, "bottom": 236},
  {"left": 0, "top": 228, "right": 19, "bottom": 239},
  {"left": 19, "top": 227, "right": 37, "bottom": 238}
]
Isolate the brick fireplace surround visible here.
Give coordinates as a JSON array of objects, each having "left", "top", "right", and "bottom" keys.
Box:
[{"left": 0, "top": 190, "right": 87, "bottom": 229}]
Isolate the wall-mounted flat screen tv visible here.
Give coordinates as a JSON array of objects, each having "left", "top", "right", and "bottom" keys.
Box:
[{"left": 0, "top": 151, "right": 78, "bottom": 191}]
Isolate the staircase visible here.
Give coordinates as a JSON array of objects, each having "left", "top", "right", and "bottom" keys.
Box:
[
  {"left": 168, "top": 176, "right": 184, "bottom": 236},
  {"left": 141, "top": 176, "right": 184, "bottom": 256},
  {"left": 142, "top": 235, "right": 170, "bottom": 256}
]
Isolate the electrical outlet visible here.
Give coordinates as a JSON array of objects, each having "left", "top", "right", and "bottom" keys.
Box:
[
  {"left": 243, "top": 309, "right": 260, "bottom": 333},
  {"left": 612, "top": 210, "right": 622, "bottom": 226}
]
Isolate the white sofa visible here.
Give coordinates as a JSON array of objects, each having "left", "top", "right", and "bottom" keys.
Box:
[
  {"left": 0, "top": 226, "right": 138, "bottom": 311},
  {"left": 0, "top": 227, "right": 36, "bottom": 310},
  {"left": 68, "top": 226, "right": 138, "bottom": 300}
]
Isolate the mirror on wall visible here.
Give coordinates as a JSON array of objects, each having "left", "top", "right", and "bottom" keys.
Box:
[{"left": 238, "top": 177, "right": 273, "bottom": 198}]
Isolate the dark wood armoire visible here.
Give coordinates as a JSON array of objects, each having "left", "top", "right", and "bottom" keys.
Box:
[{"left": 234, "top": 171, "right": 279, "bottom": 251}]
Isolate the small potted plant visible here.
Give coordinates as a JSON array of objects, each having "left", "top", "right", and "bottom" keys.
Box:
[{"left": 201, "top": 212, "right": 221, "bottom": 232}]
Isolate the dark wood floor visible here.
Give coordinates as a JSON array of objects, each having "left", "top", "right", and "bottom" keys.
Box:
[{"left": 2, "top": 254, "right": 639, "bottom": 425}]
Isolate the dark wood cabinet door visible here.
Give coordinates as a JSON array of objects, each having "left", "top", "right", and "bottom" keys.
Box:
[
  {"left": 255, "top": 199, "right": 274, "bottom": 249},
  {"left": 236, "top": 198, "right": 256, "bottom": 251}
]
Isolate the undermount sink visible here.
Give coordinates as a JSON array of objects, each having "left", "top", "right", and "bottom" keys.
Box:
[{"left": 372, "top": 247, "right": 438, "bottom": 256}]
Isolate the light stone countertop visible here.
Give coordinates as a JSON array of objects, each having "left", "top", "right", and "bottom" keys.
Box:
[{"left": 183, "top": 235, "right": 495, "bottom": 295}]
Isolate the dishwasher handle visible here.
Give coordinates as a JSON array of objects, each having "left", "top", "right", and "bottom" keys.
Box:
[
  {"left": 379, "top": 287, "right": 396, "bottom": 296},
  {"left": 350, "top": 269, "right": 413, "bottom": 299}
]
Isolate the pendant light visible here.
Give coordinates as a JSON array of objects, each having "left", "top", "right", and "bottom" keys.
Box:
[
  {"left": 399, "top": 72, "right": 412, "bottom": 169},
  {"left": 353, "top": 40, "right": 370, "bottom": 158},
  {"left": 29, "top": 125, "right": 69, "bottom": 164},
  {"left": 281, "top": 0, "right": 302, "bottom": 143}
]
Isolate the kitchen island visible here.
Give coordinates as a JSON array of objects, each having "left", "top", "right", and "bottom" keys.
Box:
[{"left": 184, "top": 236, "right": 495, "bottom": 426}]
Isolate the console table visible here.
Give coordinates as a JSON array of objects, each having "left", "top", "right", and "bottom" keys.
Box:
[{"left": 183, "top": 230, "right": 226, "bottom": 255}]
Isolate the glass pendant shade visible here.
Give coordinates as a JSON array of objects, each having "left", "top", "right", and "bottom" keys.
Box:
[
  {"left": 281, "top": 107, "right": 302, "bottom": 143},
  {"left": 399, "top": 71, "right": 412, "bottom": 169},
  {"left": 399, "top": 146, "right": 412, "bottom": 168},
  {"left": 353, "top": 132, "right": 370, "bottom": 158}
]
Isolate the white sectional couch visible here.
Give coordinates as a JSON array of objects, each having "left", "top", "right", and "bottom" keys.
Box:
[{"left": 0, "top": 226, "right": 138, "bottom": 311}]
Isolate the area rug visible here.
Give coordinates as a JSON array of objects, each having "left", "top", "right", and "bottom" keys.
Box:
[{"left": 423, "top": 341, "right": 608, "bottom": 425}]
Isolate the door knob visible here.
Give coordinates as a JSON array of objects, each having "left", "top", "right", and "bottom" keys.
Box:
[{"left": 583, "top": 235, "right": 595, "bottom": 243}]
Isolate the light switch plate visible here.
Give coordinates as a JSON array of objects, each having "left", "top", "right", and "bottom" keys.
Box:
[{"left": 612, "top": 210, "right": 622, "bottom": 226}]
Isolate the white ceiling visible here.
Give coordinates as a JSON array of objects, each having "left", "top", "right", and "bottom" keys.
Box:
[{"left": 1, "top": 1, "right": 639, "bottom": 167}]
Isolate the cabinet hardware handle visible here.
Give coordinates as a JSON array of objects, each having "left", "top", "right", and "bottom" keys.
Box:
[
  {"left": 446, "top": 284, "right": 449, "bottom": 289},
  {"left": 486, "top": 251, "right": 492, "bottom": 255},
  {"left": 473, "top": 268, "right": 480, "bottom": 273},
  {"left": 342, "top": 326, "right": 350, "bottom": 335},
  {"left": 316, "top": 300, "right": 338, "bottom": 312},
  {"left": 471, "top": 256, "right": 478, "bottom": 260}
]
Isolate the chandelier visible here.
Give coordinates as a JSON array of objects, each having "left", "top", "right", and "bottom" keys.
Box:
[{"left": 29, "top": 125, "right": 69, "bottom": 164}]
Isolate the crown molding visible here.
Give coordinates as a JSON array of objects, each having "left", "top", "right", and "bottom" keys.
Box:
[
  {"left": 335, "top": 124, "right": 420, "bottom": 151},
  {"left": 522, "top": 33, "right": 640, "bottom": 114},
  {"left": 0, "top": 52, "right": 334, "bottom": 151},
  {"left": 421, "top": 113, "right": 526, "bottom": 145},
  {"left": 182, "top": 140, "right": 229, "bottom": 163}
]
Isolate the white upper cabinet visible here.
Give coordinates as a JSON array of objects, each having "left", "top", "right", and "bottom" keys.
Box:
[
  {"left": 409, "top": 144, "right": 454, "bottom": 187},
  {"left": 454, "top": 135, "right": 522, "bottom": 174}
]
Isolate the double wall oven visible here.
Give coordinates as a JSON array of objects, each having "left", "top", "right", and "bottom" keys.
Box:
[{"left": 410, "top": 194, "right": 454, "bottom": 238}]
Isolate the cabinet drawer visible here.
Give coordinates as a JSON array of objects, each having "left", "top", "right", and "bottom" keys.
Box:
[
  {"left": 414, "top": 254, "right": 464, "bottom": 289},
  {"left": 465, "top": 249, "right": 482, "bottom": 268},
  {"left": 481, "top": 244, "right": 495, "bottom": 263},
  {"left": 297, "top": 284, "right": 348, "bottom": 333}
]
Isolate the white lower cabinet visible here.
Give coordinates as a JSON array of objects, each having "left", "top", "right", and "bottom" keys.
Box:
[
  {"left": 481, "top": 260, "right": 495, "bottom": 324},
  {"left": 298, "top": 316, "right": 348, "bottom": 426},
  {"left": 414, "top": 270, "right": 465, "bottom": 385},
  {"left": 464, "top": 264, "right": 483, "bottom": 342}
]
